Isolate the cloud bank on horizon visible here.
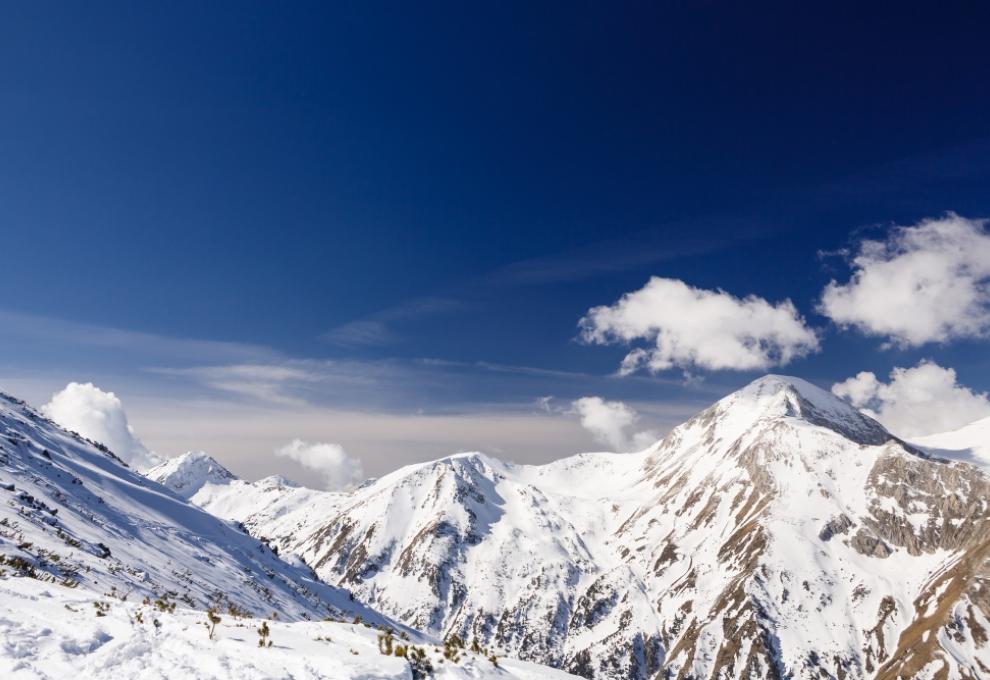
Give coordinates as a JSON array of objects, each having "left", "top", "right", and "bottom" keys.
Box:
[{"left": 16, "top": 212, "right": 990, "bottom": 472}]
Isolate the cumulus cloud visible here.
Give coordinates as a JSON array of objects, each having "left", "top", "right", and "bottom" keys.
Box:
[
  {"left": 831, "top": 361, "right": 990, "bottom": 437},
  {"left": 579, "top": 277, "right": 819, "bottom": 374},
  {"left": 819, "top": 213, "right": 990, "bottom": 347},
  {"left": 274, "top": 439, "right": 364, "bottom": 490},
  {"left": 42, "top": 382, "right": 162, "bottom": 470},
  {"left": 569, "top": 397, "right": 657, "bottom": 452}
]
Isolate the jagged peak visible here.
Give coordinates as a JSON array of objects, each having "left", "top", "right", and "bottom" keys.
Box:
[
  {"left": 728, "top": 374, "right": 847, "bottom": 411},
  {"left": 146, "top": 450, "right": 236, "bottom": 499},
  {"left": 684, "top": 374, "right": 893, "bottom": 447}
]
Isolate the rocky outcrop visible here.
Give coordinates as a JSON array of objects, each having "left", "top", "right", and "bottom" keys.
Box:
[
  {"left": 819, "top": 513, "right": 853, "bottom": 541},
  {"left": 849, "top": 528, "right": 893, "bottom": 558}
]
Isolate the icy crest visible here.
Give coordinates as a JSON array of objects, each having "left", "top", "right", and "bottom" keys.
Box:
[{"left": 147, "top": 450, "right": 236, "bottom": 499}]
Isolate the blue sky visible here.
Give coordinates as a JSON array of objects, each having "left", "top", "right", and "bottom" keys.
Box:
[{"left": 3, "top": 3, "right": 990, "bottom": 484}]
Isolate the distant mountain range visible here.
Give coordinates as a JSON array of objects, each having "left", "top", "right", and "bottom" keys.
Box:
[
  {"left": 0, "top": 390, "right": 567, "bottom": 679},
  {"left": 147, "top": 375, "right": 990, "bottom": 679},
  {"left": 3, "top": 375, "right": 989, "bottom": 678}
]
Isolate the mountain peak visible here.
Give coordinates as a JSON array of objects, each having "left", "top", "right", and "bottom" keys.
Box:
[
  {"left": 734, "top": 374, "right": 837, "bottom": 405},
  {"left": 699, "top": 374, "right": 893, "bottom": 446},
  {"left": 147, "top": 450, "right": 237, "bottom": 499},
  {"left": 253, "top": 474, "right": 302, "bottom": 490}
]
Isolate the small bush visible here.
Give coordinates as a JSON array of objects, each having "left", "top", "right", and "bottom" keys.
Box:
[
  {"left": 206, "top": 607, "right": 222, "bottom": 640},
  {"left": 227, "top": 602, "right": 250, "bottom": 619},
  {"left": 153, "top": 596, "right": 176, "bottom": 613}
]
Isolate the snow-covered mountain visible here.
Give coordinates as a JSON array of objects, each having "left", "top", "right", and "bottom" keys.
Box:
[
  {"left": 148, "top": 453, "right": 349, "bottom": 553},
  {"left": 147, "top": 450, "right": 237, "bottom": 499},
  {"left": 177, "top": 375, "right": 990, "bottom": 679},
  {"left": 0, "top": 390, "right": 574, "bottom": 679},
  {"left": 0, "top": 391, "right": 385, "bottom": 623}
]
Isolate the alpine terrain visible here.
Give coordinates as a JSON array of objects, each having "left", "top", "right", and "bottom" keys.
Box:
[
  {"left": 0, "top": 390, "right": 573, "bottom": 679},
  {"left": 157, "top": 375, "right": 990, "bottom": 680}
]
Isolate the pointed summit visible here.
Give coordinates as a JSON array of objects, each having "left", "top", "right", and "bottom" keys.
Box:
[
  {"left": 703, "top": 374, "right": 893, "bottom": 446},
  {"left": 146, "top": 450, "right": 236, "bottom": 499}
]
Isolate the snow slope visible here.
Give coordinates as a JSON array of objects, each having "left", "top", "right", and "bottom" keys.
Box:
[
  {"left": 0, "top": 391, "right": 573, "bottom": 679},
  {"left": 912, "top": 415, "right": 990, "bottom": 471},
  {"left": 176, "top": 375, "right": 990, "bottom": 679},
  {"left": 0, "top": 391, "right": 389, "bottom": 624},
  {"left": 146, "top": 450, "right": 237, "bottom": 500},
  {"left": 147, "top": 454, "right": 349, "bottom": 554},
  {"left": 0, "top": 577, "right": 576, "bottom": 680}
]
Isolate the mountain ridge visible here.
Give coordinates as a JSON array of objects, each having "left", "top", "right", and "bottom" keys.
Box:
[
  {"left": 166, "top": 374, "right": 990, "bottom": 679},
  {"left": 0, "top": 390, "right": 391, "bottom": 626}
]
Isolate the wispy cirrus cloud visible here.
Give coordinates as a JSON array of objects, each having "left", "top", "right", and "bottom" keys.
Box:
[
  {"left": 0, "top": 309, "right": 277, "bottom": 364},
  {"left": 323, "top": 296, "right": 465, "bottom": 347},
  {"left": 485, "top": 217, "right": 776, "bottom": 287},
  {"left": 0, "top": 307, "right": 712, "bottom": 481},
  {"left": 150, "top": 364, "right": 323, "bottom": 405}
]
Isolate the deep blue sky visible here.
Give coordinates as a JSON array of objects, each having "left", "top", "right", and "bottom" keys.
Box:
[{"left": 2, "top": 2, "right": 990, "bottom": 479}]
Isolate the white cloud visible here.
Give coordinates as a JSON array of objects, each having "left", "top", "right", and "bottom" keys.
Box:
[
  {"left": 274, "top": 439, "right": 364, "bottom": 490},
  {"left": 535, "top": 396, "right": 555, "bottom": 413},
  {"left": 579, "top": 277, "right": 819, "bottom": 374},
  {"left": 832, "top": 361, "right": 990, "bottom": 437},
  {"left": 819, "top": 213, "right": 990, "bottom": 347},
  {"left": 42, "top": 382, "right": 162, "bottom": 471},
  {"left": 569, "top": 397, "right": 657, "bottom": 452}
]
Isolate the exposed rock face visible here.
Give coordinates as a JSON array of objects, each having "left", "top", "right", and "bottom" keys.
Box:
[
  {"left": 819, "top": 513, "right": 853, "bottom": 541},
  {"left": 184, "top": 375, "right": 990, "bottom": 679},
  {"left": 849, "top": 528, "right": 893, "bottom": 558}
]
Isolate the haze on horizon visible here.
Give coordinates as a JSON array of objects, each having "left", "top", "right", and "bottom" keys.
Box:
[{"left": 3, "top": 3, "right": 990, "bottom": 488}]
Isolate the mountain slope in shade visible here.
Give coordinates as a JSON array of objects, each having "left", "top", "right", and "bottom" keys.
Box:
[
  {"left": 172, "top": 376, "right": 990, "bottom": 679},
  {"left": 148, "top": 455, "right": 349, "bottom": 553},
  {"left": 0, "top": 391, "right": 388, "bottom": 626}
]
